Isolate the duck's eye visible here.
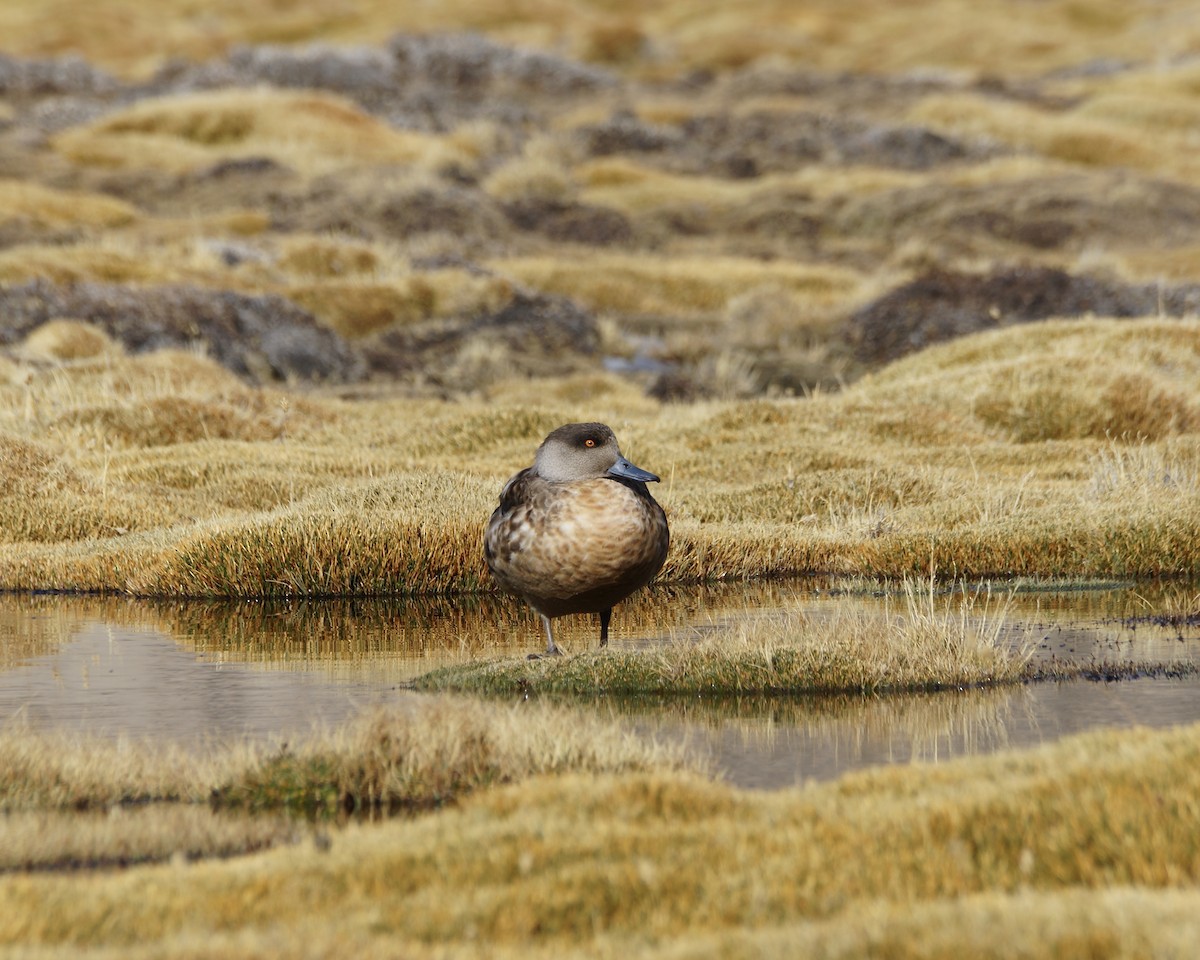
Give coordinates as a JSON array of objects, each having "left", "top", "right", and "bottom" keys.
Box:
[{"left": 584, "top": 438, "right": 596, "bottom": 448}]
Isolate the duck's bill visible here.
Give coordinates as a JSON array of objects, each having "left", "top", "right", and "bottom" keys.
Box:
[{"left": 608, "top": 457, "right": 660, "bottom": 483}]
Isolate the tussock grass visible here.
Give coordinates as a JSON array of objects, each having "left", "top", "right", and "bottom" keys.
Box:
[
  {"left": 18, "top": 319, "right": 121, "bottom": 361},
  {"left": 577, "top": 158, "right": 918, "bottom": 215},
  {"left": 2, "top": 318, "right": 1199, "bottom": 592},
  {"left": 492, "top": 252, "right": 863, "bottom": 319},
  {"left": 910, "top": 90, "right": 1200, "bottom": 187},
  {"left": 3, "top": 0, "right": 1200, "bottom": 81},
  {"left": 0, "top": 726, "right": 244, "bottom": 810},
  {"left": 52, "top": 88, "right": 458, "bottom": 175},
  {"left": 1087, "top": 436, "right": 1199, "bottom": 500},
  {"left": 0, "top": 697, "right": 693, "bottom": 817},
  {"left": 851, "top": 317, "right": 1200, "bottom": 442},
  {"left": 3, "top": 720, "right": 1200, "bottom": 954},
  {"left": 0, "top": 808, "right": 296, "bottom": 874},
  {"left": 287, "top": 270, "right": 513, "bottom": 339},
  {"left": 412, "top": 578, "right": 1027, "bottom": 696},
  {"left": 0, "top": 235, "right": 513, "bottom": 336},
  {"left": 650, "top": 888, "right": 1200, "bottom": 960},
  {"left": 0, "top": 180, "right": 137, "bottom": 232},
  {"left": 0, "top": 238, "right": 226, "bottom": 286}
]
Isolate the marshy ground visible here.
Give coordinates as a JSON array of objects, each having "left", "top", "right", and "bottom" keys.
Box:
[{"left": 2, "top": 0, "right": 1200, "bottom": 955}]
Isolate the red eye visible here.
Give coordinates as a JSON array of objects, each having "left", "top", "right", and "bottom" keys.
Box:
[{"left": 584, "top": 438, "right": 596, "bottom": 448}]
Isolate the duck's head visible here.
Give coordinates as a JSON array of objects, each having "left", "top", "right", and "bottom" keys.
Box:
[{"left": 534, "top": 422, "right": 660, "bottom": 484}]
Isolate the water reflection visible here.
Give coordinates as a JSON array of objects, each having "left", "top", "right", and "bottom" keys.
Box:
[{"left": 1, "top": 581, "right": 1198, "bottom": 787}]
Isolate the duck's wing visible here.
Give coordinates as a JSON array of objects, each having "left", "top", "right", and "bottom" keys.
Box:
[
  {"left": 485, "top": 467, "right": 542, "bottom": 575},
  {"left": 495, "top": 466, "right": 537, "bottom": 515}
]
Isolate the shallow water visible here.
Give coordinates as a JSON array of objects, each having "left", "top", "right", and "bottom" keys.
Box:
[{"left": 1, "top": 582, "right": 1197, "bottom": 788}]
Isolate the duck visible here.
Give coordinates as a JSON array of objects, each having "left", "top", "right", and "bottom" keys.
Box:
[{"left": 484, "top": 422, "right": 669, "bottom": 657}]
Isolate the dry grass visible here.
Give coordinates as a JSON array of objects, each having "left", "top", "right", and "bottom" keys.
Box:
[
  {"left": 3, "top": 0, "right": 1200, "bottom": 80},
  {"left": 0, "top": 180, "right": 137, "bottom": 232},
  {"left": 0, "top": 696, "right": 693, "bottom": 816},
  {"left": 2, "top": 719, "right": 1200, "bottom": 955},
  {"left": 52, "top": 88, "right": 460, "bottom": 176},
  {"left": 1, "top": 318, "right": 1198, "bottom": 593},
  {"left": 493, "top": 252, "right": 864, "bottom": 319},
  {"left": 0, "top": 807, "right": 297, "bottom": 873},
  {"left": 3, "top": 5, "right": 1200, "bottom": 955}
]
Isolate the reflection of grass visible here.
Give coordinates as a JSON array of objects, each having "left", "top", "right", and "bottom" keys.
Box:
[
  {"left": 4, "top": 720, "right": 1200, "bottom": 955},
  {"left": 411, "top": 579, "right": 1029, "bottom": 695},
  {"left": 562, "top": 684, "right": 1028, "bottom": 778},
  {"left": 1129, "top": 584, "right": 1200, "bottom": 626},
  {"left": 0, "top": 696, "right": 693, "bottom": 814}
]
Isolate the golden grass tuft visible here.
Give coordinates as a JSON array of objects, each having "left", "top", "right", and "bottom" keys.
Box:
[
  {"left": 288, "top": 279, "right": 437, "bottom": 338},
  {"left": 909, "top": 90, "right": 1200, "bottom": 186},
  {"left": 494, "top": 251, "right": 863, "bottom": 318},
  {"left": 0, "top": 432, "right": 187, "bottom": 543},
  {"left": 52, "top": 88, "right": 455, "bottom": 175},
  {"left": 0, "top": 807, "right": 297, "bottom": 874},
  {"left": 0, "top": 179, "right": 138, "bottom": 232},
  {"left": 854, "top": 318, "right": 1200, "bottom": 442},
  {"left": 0, "top": 240, "right": 218, "bottom": 286},
  {"left": 287, "top": 269, "right": 513, "bottom": 338},
  {"left": 275, "top": 236, "right": 382, "bottom": 278},
  {"left": 483, "top": 156, "right": 578, "bottom": 204},
  {"left": 20, "top": 319, "right": 122, "bottom": 361},
  {"left": 1087, "top": 436, "right": 1200, "bottom": 501}
]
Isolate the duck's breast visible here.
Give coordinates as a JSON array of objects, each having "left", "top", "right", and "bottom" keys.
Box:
[{"left": 485, "top": 475, "right": 667, "bottom": 605}]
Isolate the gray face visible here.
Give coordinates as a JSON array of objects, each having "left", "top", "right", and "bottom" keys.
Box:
[{"left": 534, "top": 422, "right": 659, "bottom": 484}]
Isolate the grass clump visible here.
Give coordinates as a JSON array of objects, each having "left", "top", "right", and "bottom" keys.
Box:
[
  {"left": 412, "top": 578, "right": 1028, "bottom": 696},
  {"left": 0, "top": 697, "right": 694, "bottom": 817},
  {"left": 0, "top": 807, "right": 295, "bottom": 874},
  {"left": 52, "top": 88, "right": 455, "bottom": 175},
  {"left": 0, "top": 180, "right": 137, "bottom": 232},
  {"left": 493, "top": 251, "right": 862, "bottom": 319}
]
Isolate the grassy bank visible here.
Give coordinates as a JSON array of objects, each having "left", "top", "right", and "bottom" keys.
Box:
[
  {"left": 3, "top": 720, "right": 1200, "bottom": 957},
  {"left": 2, "top": 317, "right": 1198, "bottom": 596},
  {"left": 0, "top": 696, "right": 693, "bottom": 817}
]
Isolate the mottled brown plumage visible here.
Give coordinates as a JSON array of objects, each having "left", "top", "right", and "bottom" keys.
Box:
[{"left": 484, "top": 422, "right": 669, "bottom": 656}]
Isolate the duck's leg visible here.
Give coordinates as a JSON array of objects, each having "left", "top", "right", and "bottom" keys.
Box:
[
  {"left": 599, "top": 608, "right": 612, "bottom": 648},
  {"left": 541, "top": 615, "right": 562, "bottom": 656}
]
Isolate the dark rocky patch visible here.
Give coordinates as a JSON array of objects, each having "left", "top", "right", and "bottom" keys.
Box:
[
  {"left": 503, "top": 199, "right": 634, "bottom": 245},
  {"left": 279, "top": 181, "right": 510, "bottom": 245},
  {"left": 363, "top": 291, "right": 600, "bottom": 390},
  {"left": 145, "top": 34, "right": 616, "bottom": 133},
  {"left": 572, "top": 111, "right": 683, "bottom": 156},
  {"left": 616, "top": 110, "right": 995, "bottom": 179},
  {"left": 844, "top": 266, "right": 1200, "bottom": 364},
  {"left": 723, "top": 64, "right": 1081, "bottom": 116},
  {"left": 0, "top": 52, "right": 117, "bottom": 97},
  {"left": 0, "top": 280, "right": 364, "bottom": 384}
]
